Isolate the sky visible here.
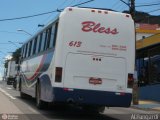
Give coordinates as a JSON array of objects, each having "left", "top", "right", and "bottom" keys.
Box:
[{"left": 0, "top": 0, "right": 159, "bottom": 78}]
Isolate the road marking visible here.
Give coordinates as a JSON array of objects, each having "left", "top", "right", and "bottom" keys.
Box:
[{"left": 0, "top": 87, "right": 16, "bottom": 100}]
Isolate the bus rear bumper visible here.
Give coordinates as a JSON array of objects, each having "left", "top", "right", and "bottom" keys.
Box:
[{"left": 53, "top": 87, "right": 132, "bottom": 107}]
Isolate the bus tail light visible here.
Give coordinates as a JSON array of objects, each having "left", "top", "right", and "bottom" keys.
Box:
[
  {"left": 104, "top": 11, "right": 108, "bottom": 14},
  {"left": 126, "top": 14, "right": 130, "bottom": 17},
  {"left": 69, "top": 8, "right": 73, "bottom": 11},
  {"left": 127, "top": 73, "right": 134, "bottom": 88},
  {"left": 91, "top": 10, "right": 95, "bottom": 12},
  {"left": 55, "top": 67, "right": 62, "bottom": 82}
]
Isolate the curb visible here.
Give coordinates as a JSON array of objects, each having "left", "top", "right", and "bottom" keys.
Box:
[{"left": 131, "top": 105, "right": 160, "bottom": 112}]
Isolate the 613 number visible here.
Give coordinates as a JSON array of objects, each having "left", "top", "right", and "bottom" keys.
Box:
[{"left": 69, "top": 41, "right": 82, "bottom": 47}]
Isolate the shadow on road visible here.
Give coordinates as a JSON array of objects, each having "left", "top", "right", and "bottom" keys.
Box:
[{"left": 15, "top": 96, "right": 118, "bottom": 120}]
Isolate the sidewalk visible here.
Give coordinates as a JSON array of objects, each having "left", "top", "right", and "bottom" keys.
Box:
[{"left": 132, "top": 100, "right": 160, "bottom": 111}]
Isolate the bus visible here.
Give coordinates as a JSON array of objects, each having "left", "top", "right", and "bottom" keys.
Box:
[{"left": 19, "top": 7, "right": 135, "bottom": 112}]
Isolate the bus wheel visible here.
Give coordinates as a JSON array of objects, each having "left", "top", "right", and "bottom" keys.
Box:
[
  {"left": 36, "top": 83, "right": 47, "bottom": 109},
  {"left": 20, "top": 91, "right": 28, "bottom": 99}
]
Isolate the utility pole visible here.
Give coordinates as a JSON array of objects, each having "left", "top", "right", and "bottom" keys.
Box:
[
  {"left": 119, "top": 0, "right": 135, "bottom": 20},
  {"left": 130, "top": 0, "right": 135, "bottom": 20},
  {"left": 129, "top": 0, "right": 139, "bottom": 105}
]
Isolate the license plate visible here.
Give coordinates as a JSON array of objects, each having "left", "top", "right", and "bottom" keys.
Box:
[{"left": 89, "top": 78, "right": 102, "bottom": 85}]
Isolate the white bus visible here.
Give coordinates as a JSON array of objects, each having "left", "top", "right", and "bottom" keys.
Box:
[{"left": 20, "top": 7, "right": 135, "bottom": 111}]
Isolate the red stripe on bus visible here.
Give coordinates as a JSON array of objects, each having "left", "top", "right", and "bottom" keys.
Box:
[{"left": 27, "top": 54, "right": 46, "bottom": 80}]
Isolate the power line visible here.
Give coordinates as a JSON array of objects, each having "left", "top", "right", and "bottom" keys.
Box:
[
  {"left": 136, "top": 3, "right": 160, "bottom": 7},
  {"left": 77, "top": 0, "right": 83, "bottom": 5},
  {"left": 67, "top": 0, "right": 76, "bottom": 7},
  {"left": 72, "top": 0, "right": 94, "bottom": 7},
  {"left": 0, "top": 30, "right": 24, "bottom": 35},
  {"left": 112, "top": 0, "right": 120, "bottom": 8},
  {"left": 0, "top": 10, "right": 57, "bottom": 22},
  {"left": 37, "top": 0, "right": 68, "bottom": 31},
  {"left": 0, "top": 0, "right": 94, "bottom": 22},
  {"left": 0, "top": 43, "right": 11, "bottom": 44},
  {"left": 148, "top": 8, "right": 160, "bottom": 13},
  {"left": 136, "top": 0, "right": 160, "bottom": 5},
  {"left": 119, "top": 0, "right": 130, "bottom": 7},
  {"left": 57, "top": 0, "right": 68, "bottom": 8}
]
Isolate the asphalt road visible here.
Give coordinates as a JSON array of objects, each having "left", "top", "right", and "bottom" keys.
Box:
[{"left": 0, "top": 81, "right": 159, "bottom": 120}]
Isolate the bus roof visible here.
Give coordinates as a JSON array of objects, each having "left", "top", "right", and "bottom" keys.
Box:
[{"left": 22, "top": 7, "right": 132, "bottom": 46}]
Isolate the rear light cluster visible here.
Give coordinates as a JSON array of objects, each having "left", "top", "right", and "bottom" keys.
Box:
[
  {"left": 127, "top": 73, "right": 134, "bottom": 88},
  {"left": 126, "top": 14, "right": 130, "bottom": 17},
  {"left": 68, "top": 8, "right": 129, "bottom": 18},
  {"left": 91, "top": 10, "right": 95, "bottom": 12},
  {"left": 91, "top": 9, "right": 108, "bottom": 14},
  {"left": 55, "top": 67, "right": 62, "bottom": 82},
  {"left": 69, "top": 8, "right": 72, "bottom": 11}
]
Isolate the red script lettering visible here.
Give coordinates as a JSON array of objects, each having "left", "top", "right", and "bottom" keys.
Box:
[{"left": 81, "top": 21, "right": 119, "bottom": 35}]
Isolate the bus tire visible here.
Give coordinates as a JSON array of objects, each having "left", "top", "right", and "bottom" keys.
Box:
[
  {"left": 20, "top": 91, "right": 28, "bottom": 99},
  {"left": 36, "top": 82, "right": 47, "bottom": 109}
]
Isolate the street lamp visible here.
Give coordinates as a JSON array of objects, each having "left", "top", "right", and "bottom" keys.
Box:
[
  {"left": 18, "top": 42, "right": 24, "bottom": 45},
  {"left": 38, "top": 24, "right": 45, "bottom": 27},
  {"left": 17, "top": 29, "right": 32, "bottom": 36}
]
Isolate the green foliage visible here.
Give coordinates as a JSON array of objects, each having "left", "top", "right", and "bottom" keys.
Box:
[
  {"left": 4, "top": 59, "right": 9, "bottom": 68},
  {"left": 12, "top": 48, "right": 21, "bottom": 64},
  {"left": 3, "top": 48, "right": 21, "bottom": 68}
]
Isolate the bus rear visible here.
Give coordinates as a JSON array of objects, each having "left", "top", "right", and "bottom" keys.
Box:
[{"left": 54, "top": 7, "right": 135, "bottom": 107}]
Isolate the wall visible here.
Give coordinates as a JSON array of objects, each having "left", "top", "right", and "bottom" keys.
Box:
[{"left": 139, "top": 84, "right": 160, "bottom": 102}]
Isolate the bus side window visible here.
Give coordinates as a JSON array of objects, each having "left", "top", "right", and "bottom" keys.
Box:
[
  {"left": 23, "top": 45, "right": 26, "bottom": 58},
  {"left": 37, "top": 33, "right": 43, "bottom": 53},
  {"left": 32, "top": 37, "right": 37, "bottom": 55},
  {"left": 30, "top": 39, "right": 34, "bottom": 56},
  {"left": 24, "top": 43, "right": 28, "bottom": 58},
  {"left": 28, "top": 40, "right": 33, "bottom": 57},
  {"left": 45, "top": 27, "right": 52, "bottom": 49},
  {"left": 43, "top": 29, "right": 48, "bottom": 50},
  {"left": 40, "top": 32, "right": 46, "bottom": 52},
  {"left": 38, "top": 33, "right": 43, "bottom": 52},
  {"left": 21, "top": 46, "right": 25, "bottom": 59},
  {"left": 50, "top": 22, "right": 58, "bottom": 48},
  {"left": 36, "top": 34, "right": 40, "bottom": 53}
]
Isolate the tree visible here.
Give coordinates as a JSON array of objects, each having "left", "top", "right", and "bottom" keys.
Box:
[
  {"left": 3, "top": 47, "right": 21, "bottom": 69},
  {"left": 4, "top": 59, "right": 9, "bottom": 68},
  {"left": 12, "top": 48, "right": 21, "bottom": 64}
]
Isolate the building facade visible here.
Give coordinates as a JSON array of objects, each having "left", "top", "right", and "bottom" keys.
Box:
[{"left": 136, "top": 23, "right": 160, "bottom": 101}]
